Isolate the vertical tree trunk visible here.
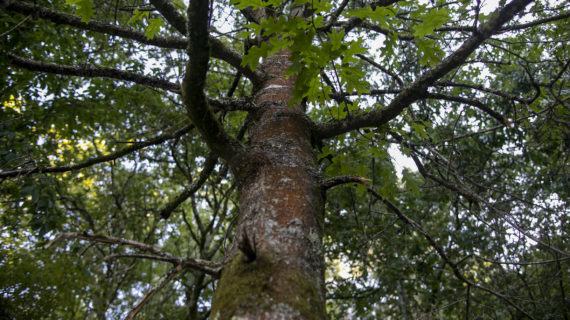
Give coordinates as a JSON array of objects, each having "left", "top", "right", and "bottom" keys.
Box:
[{"left": 210, "top": 51, "right": 326, "bottom": 319}]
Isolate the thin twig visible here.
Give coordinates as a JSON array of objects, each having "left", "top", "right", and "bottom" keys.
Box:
[
  {"left": 0, "top": 15, "right": 30, "bottom": 38},
  {"left": 0, "top": 124, "right": 193, "bottom": 179},
  {"left": 124, "top": 264, "right": 187, "bottom": 320}
]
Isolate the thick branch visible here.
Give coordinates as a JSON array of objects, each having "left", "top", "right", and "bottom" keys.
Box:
[
  {"left": 331, "top": 88, "right": 400, "bottom": 101},
  {"left": 210, "top": 97, "right": 257, "bottom": 112},
  {"left": 149, "top": 0, "right": 187, "bottom": 35},
  {"left": 182, "top": 0, "right": 244, "bottom": 164},
  {"left": 9, "top": 55, "right": 256, "bottom": 112},
  {"left": 240, "top": 7, "right": 266, "bottom": 24},
  {"left": 315, "top": 0, "right": 533, "bottom": 139},
  {"left": 148, "top": 0, "right": 262, "bottom": 84},
  {"left": 8, "top": 54, "right": 180, "bottom": 92},
  {"left": 209, "top": 37, "right": 263, "bottom": 86},
  {"left": 3, "top": 1, "right": 186, "bottom": 49},
  {"left": 0, "top": 124, "right": 193, "bottom": 179},
  {"left": 3, "top": 1, "right": 262, "bottom": 84},
  {"left": 322, "top": 175, "right": 371, "bottom": 190}
]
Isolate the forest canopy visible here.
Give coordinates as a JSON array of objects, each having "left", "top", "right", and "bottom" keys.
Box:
[{"left": 0, "top": 0, "right": 568, "bottom": 319}]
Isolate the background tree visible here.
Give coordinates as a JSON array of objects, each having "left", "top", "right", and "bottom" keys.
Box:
[{"left": 0, "top": 0, "right": 568, "bottom": 319}]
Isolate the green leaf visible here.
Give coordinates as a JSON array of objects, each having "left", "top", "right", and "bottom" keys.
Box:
[
  {"left": 241, "top": 42, "right": 271, "bottom": 69},
  {"left": 145, "top": 18, "right": 164, "bottom": 40},
  {"left": 402, "top": 170, "right": 421, "bottom": 196},
  {"left": 232, "top": 0, "right": 281, "bottom": 10},
  {"left": 318, "top": 146, "right": 333, "bottom": 161},
  {"left": 411, "top": 123, "right": 429, "bottom": 139},
  {"left": 412, "top": 8, "right": 450, "bottom": 38},
  {"left": 172, "top": 0, "right": 187, "bottom": 10},
  {"left": 128, "top": 9, "right": 150, "bottom": 26},
  {"left": 343, "top": 39, "right": 367, "bottom": 60},
  {"left": 66, "top": 0, "right": 94, "bottom": 22},
  {"left": 416, "top": 38, "right": 444, "bottom": 66},
  {"left": 329, "top": 29, "right": 345, "bottom": 51},
  {"left": 347, "top": 6, "right": 395, "bottom": 28}
]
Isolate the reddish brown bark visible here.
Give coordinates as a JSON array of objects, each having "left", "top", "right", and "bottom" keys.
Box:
[{"left": 210, "top": 52, "right": 326, "bottom": 319}]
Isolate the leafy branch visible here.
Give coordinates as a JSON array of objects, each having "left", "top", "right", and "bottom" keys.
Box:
[{"left": 315, "top": 0, "right": 533, "bottom": 139}]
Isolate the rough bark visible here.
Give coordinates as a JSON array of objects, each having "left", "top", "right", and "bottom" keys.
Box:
[{"left": 210, "top": 51, "right": 326, "bottom": 319}]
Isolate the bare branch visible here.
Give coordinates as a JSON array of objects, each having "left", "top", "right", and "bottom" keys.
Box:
[
  {"left": 324, "top": 1, "right": 404, "bottom": 34},
  {"left": 435, "top": 81, "right": 527, "bottom": 103},
  {"left": 353, "top": 21, "right": 414, "bottom": 41},
  {"left": 8, "top": 54, "right": 180, "bottom": 92},
  {"left": 159, "top": 154, "right": 217, "bottom": 219},
  {"left": 322, "top": 175, "right": 371, "bottom": 190},
  {"left": 48, "top": 232, "right": 177, "bottom": 257},
  {"left": 124, "top": 265, "right": 187, "bottom": 320},
  {"left": 437, "top": 11, "right": 570, "bottom": 33},
  {"left": 104, "top": 253, "right": 181, "bottom": 264},
  {"left": 475, "top": 255, "right": 570, "bottom": 266},
  {"left": 48, "top": 232, "right": 222, "bottom": 276},
  {"left": 8, "top": 55, "right": 256, "bottom": 112},
  {"left": 315, "top": 0, "right": 533, "bottom": 139},
  {"left": 3, "top": 1, "right": 186, "bottom": 49},
  {"left": 320, "top": 0, "right": 350, "bottom": 32},
  {"left": 357, "top": 54, "right": 404, "bottom": 87},
  {"left": 0, "top": 124, "right": 193, "bottom": 179},
  {"left": 501, "top": 11, "right": 570, "bottom": 31},
  {"left": 425, "top": 93, "right": 508, "bottom": 125}
]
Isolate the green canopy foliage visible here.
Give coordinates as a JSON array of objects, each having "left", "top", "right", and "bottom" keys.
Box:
[{"left": 0, "top": 0, "right": 568, "bottom": 319}]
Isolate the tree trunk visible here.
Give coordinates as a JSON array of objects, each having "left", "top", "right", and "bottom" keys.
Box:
[{"left": 210, "top": 51, "right": 326, "bottom": 319}]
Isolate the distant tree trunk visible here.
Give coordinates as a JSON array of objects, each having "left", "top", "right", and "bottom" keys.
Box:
[
  {"left": 397, "top": 280, "right": 410, "bottom": 320},
  {"left": 210, "top": 51, "right": 326, "bottom": 319},
  {"left": 186, "top": 273, "right": 204, "bottom": 320}
]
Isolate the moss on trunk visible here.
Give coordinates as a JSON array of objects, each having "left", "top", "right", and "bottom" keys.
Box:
[{"left": 211, "top": 253, "right": 324, "bottom": 319}]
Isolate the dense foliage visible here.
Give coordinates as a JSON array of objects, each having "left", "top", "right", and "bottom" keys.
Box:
[{"left": 0, "top": 0, "right": 568, "bottom": 319}]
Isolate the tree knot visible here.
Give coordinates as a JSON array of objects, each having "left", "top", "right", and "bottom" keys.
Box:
[{"left": 238, "top": 231, "right": 257, "bottom": 263}]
